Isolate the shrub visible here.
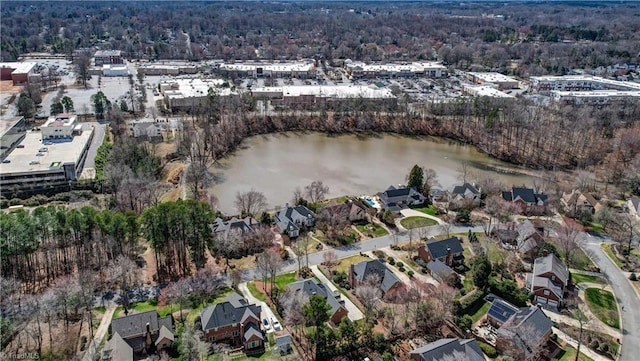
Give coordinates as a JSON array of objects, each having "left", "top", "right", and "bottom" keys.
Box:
[
  {"left": 456, "top": 314, "right": 473, "bottom": 331},
  {"left": 399, "top": 266, "right": 405, "bottom": 272},
  {"left": 550, "top": 333, "right": 558, "bottom": 341},
  {"left": 396, "top": 262, "right": 404, "bottom": 268},
  {"left": 601, "top": 343, "right": 610, "bottom": 353},
  {"left": 630, "top": 273, "right": 637, "bottom": 281},
  {"left": 388, "top": 257, "right": 396, "bottom": 265},
  {"left": 478, "top": 342, "right": 497, "bottom": 358},
  {"left": 590, "top": 340, "right": 599, "bottom": 350},
  {"left": 407, "top": 270, "right": 414, "bottom": 278},
  {"left": 148, "top": 297, "right": 158, "bottom": 306}
]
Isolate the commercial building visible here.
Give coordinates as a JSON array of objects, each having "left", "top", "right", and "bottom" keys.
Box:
[
  {"left": 94, "top": 50, "right": 123, "bottom": 66},
  {"left": 0, "top": 117, "right": 94, "bottom": 197},
  {"left": 102, "top": 64, "right": 129, "bottom": 77},
  {"left": 0, "top": 62, "right": 37, "bottom": 85},
  {"left": 250, "top": 84, "right": 395, "bottom": 108},
  {"left": 139, "top": 62, "right": 201, "bottom": 75},
  {"left": 466, "top": 72, "right": 519, "bottom": 90},
  {"left": 530, "top": 75, "right": 640, "bottom": 93},
  {"left": 463, "top": 85, "right": 514, "bottom": 98},
  {"left": 159, "top": 78, "right": 235, "bottom": 111},
  {"left": 344, "top": 60, "right": 447, "bottom": 79},
  {"left": 0, "top": 116, "right": 28, "bottom": 161},
  {"left": 41, "top": 114, "right": 82, "bottom": 140},
  {"left": 218, "top": 60, "right": 316, "bottom": 78},
  {"left": 549, "top": 90, "right": 640, "bottom": 104}
]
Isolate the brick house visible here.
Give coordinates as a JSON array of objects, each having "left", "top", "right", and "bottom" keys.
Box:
[
  {"left": 287, "top": 279, "right": 349, "bottom": 325},
  {"left": 200, "top": 293, "right": 264, "bottom": 351},
  {"left": 418, "top": 237, "right": 465, "bottom": 267},
  {"left": 496, "top": 306, "right": 553, "bottom": 361},
  {"left": 526, "top": 254, "right": 569, "bottom": 308},
  {"left": 108, "top": 311, "right": 174, "bottom": 356}
]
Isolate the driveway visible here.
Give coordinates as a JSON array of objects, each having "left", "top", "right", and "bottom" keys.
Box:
[
  {"left": 310, "top": 265, "right": 364, "bottom": 321},
  {"left": 399, "top": 209, "right": 445, "bottom": 225},
  {"left": 578, "top": 234, "right": 640, "bottom": 361},
  {"left": 238, "top": 282, "right": 280, "bottom": 332},
  {"left": 82, "top": 304, "right": 116, "bottom": 361}
]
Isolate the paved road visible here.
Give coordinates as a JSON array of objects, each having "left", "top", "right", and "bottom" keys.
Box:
[
  {"left": 82, "top": 122, "right": 106, "bottom": 170},
  {"left": 241, "top": 223, "right": 482, "bottom": 282},
  {"left": 578, "top": 234, "right": 640, "bottom": 361},
  {"left": 82, "top": 304, "right": 116, "bottom": 361}
]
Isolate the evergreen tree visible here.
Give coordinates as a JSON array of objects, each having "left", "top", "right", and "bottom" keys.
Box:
[{"left": 407, "top": 164, "right": 424, "bottom": 189}]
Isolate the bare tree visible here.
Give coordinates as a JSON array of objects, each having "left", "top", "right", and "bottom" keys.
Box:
[
  {"left": 304, "top": 180, "right": 330, "bottom": 203},
  {"left": 355, "top": 274, "right": 382, "bottom": 321},
  {"left": 235, "top": 189, "right": 268, "bottom": 217},
  {"left": 422, "top": 167, "right": 440, "bottom": 197},
  {"left": 214, "top": 231, "right": 242, "bottom": 268},
  {"left": 107, "top": 256, "right": 141, "bottom": 315},
  {"left": 74, "top": 50, "right": 92, "bottom": 88},
  {"left": 322, "top": 250, "right": 339, "bottom": 274},
  {"left": 575, "top": 170, "right": 597, "bottom": 192},
  {"left": 229, "top": 268, "right": 242, "bottom": 290},
  {"left": 557, "top": 224, "right": 580, "bottom": 267},
  {"left": 440, "top": 221, "right": 452, "bottom": 238},
  {"left": 457, "top": 161, "right": 474, "bottom": 184}
]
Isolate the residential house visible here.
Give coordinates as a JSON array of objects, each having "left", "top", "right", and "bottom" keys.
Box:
[
  {"left": 377, "top": 185, "right": 426, "bottom": 213},
  {"left": 349, "top": 259, "right": 403, "bottom": 298},
  {"left": 318, "top": 200, "right": 368, "bottom": 223},
  {"left": 561, "top": 189, "right": 602, "bottom": 215},
  {"left": 210, "top": 216, "right": 258, "bottom": 237},
  {"left": 409, "top": 338, "right": 485, "bottom": 361},
  {"left": 287, "top": 279, "right": 348, "bottom": 325},
  {"left": 109, "top": 311, "right": 174, "bottom": 355},
  {"left": 527, "top": 253, "right": 569, "bottom": 308},
  {"left": 275, "top": 334, "right": 293, "bottom": 355},
  {"left": 200, "top": 293, "right": 264, "bottom": 351},
  {"left": 450, "top": 183, "right": 481, "bottom": 207},
  {"left": 516, "top": 220, "right": 545, "bottom": 261},
  {"left": 487, "top": 298, "right": 519, "bottom": 327},
  {"left": 426, "top": 259, "right": 456, "bottom": 283},
  {"left": 496, "top": 306, "right": 553, "bottom": 361},
  {"left": 275, "top": 205, "right": 316, "bottom": 238},
  {"left": 101, "top": 332, "right": 133, "bottom": 361},
  {"left": 628, "top": 197, "right": 640, "bottom": 219},
  {"left": 502, "top": 187, "right": 548, "bottom": 212},
  {"left": 418, "top": 237, "right": 465, "bottom": 267}
]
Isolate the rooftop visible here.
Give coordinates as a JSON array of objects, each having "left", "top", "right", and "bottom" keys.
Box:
[
  {"left": 345, "top": 60, "right": 446, "bottom": 73},
  {"left": 251, "top": 85, "right": 395, "bottom": 99},
  {"left": 466, "top": 85, "right": 514, "bottom": 98},
  {"left": 0, "top": 116, "right": 24, "bottom": 137},
  {"left": 220, "top": 61, "right": 315, "bottom": 72},
  {"left": 161, "top": 78, "right": 233, "bottom": 99},
  {"left": 468, "top": 72, "right": 518, "bottom": 83},
  {"left": 0, "top": 126, "right": 93, "bottom": 174},
  {"left": 531, "top": 75, "right": 640, "bottom": 90},
  {"left": 94, "top": 50, "right": 122, "bottom": 57},
  {"left": 551, "top": 90, "right": 640, "bottom": 98},
  {"left": 0, "top": 62, "right": 37, "bottom": 74}
]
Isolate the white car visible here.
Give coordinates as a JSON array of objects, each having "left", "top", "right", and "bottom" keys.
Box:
[
  {"left": 271, "top": 316, "right": 282, "bottom": 331},
  {"left": 262, "top": 318, "right": 272, "bottom": 332}
]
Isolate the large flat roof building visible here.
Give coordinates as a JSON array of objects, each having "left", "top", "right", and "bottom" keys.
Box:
[
  {"left": 159, "top": 78, "right": 235, "bottom": 111},
  {"left": 550, "top": 90, "right": 640, "bottom": 104},
  {"left": 466, "top": 72, "right": 519, "bottom": 90},
  {"left": 94, "top": 50, "right": 123, "bottom": 66},
  {"left": 464, "top": 85, "right": 515, "bottom": 98},
  {"left": 0, "top": 116, "right": 28, "bottom": 160},
  {"left": 0, "top": 62, "right": 37, "bottom": 85},
  {"left": 218, "top": 60, "right": 316, "bottom": 78},
  {"left": 345, "top": 60, "right": 446, "bottom": 79},
  {"left": 0, "top": 124, "right": 94, "bottom": 197},
  {"left": 530, "top": 75, "right": 640, "bottom": 93}
]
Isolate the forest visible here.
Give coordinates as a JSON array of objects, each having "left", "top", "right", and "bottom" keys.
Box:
[{"left": 2, "top": 2, "right": 640, "bottom": 76}]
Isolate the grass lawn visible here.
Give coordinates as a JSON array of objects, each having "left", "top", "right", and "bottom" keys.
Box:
[
  {"left": 229, "top": 254, "right": 259, "bottom": 271},
  {"left": 335, "top": 254, "right": 371, "bottom": 274},
  {"left": 478, "top": 235, "right": 509, "bottom": 264},
  {"left": 552, "top": 344, "right": 594, "bottom": 361},
  {"left": 469, "top": 301, "right": 491, "bottom": 323},
  {"left": 206, "top": 348, "right": 284, "bottom": 361},
  {"left": 412, "top": 205, "right": 439, "bottom": 217},
  {"left": 355, "top": 222, "right": 388, "bottom": 238},
  {"left": 584, "top": 288, "right": 620, "bottom": 329},
  {"left": 400, "top": 216, "right": 437, "bottom": 229},
  {"left": 274, "top": 272, "right": 298, "bottom": 289},
  {"left": 585, "top": 222, "right": 605, "bottom": 234},
  {"left": 601, "top": 244, "right": 624, "bottom": 268},
  {"left": 247, "top": 282, "right": 267, "bottom": 302},
  {"left": 301, "top": 236, "right": 322, "bottom": 254},
  {"left": 571, "top": 273, "right": 605, "bottom": 285}
]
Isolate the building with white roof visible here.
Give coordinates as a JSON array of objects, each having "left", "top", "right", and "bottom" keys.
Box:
[
  {"left": 530, "top": 75, "right": 640, "bottom": 93},
  {"left": 218, "top": 60, "right": 316, "bottom": 78},
  {"left": 550, "top": 90, "right": 640, "bottom": 104},
  {"left": 0, "top": 62, "right": 37, "bottom": 85},
  {"left": 250, "top": 84, "right": 396, "bottom": 109},
  {"left": 344, "top": 60, "right": 446, "bottom": 79},
  {"left": 466, "top": 72, "right": 519, "bottom": 90},
  {"left": 464, "top": 85, "right": 515, "bottom": 99},
  {"left": 41, "top": 114, "right": 80, "bottom": 140},
  {"left": 102, "top": 64, "right": 129, "bottom": 77},
  {"left": 159, "top": 78, "right": 235, "bottom": 111},
  {"left": 139, "top": 61, "right": 202, "bottom": 75}
]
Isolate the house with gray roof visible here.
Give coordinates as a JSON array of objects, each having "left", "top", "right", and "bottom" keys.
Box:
[
  {"left": 109, "top": 311, "right": 174, "bottom": 355},
  {"left": 275, "top": 205, "right": 316, "bottom": 238},
  {"left": 377, "top": 185, "right": 426, "bottom": 213},
  {"left": 287, "top": 278, "right": 348, "bottom": 325},
  {"left": 200, "top": 293, "right": 264, "bottom": 351},
  {"left": 275, "top": 334, "right": 293, "bottom": 355},
  {"left": 409, "top": 338, "right": 485, "bottom": 361},
  {"left": 516, "top": 220, "right": 545, "bottom": 261},
  {"left": 210, "top": 216, "right": 258, "bottom": 237},
  {"left": 496, "top": 306, "right": 553, "bottom": 361},
  {"left": 349, "top": 259, "right": 403, "bottom": 298},
  {"left": 527, "top": 253, "right": 569, "bottom": 308},
  {"left": 426, "top": 259, "right": 456, "bottom": 283},
  {"left": 502, "top": 186, "right": 548, "bottom": 212},
  {"left": 451, "top": 183, "right": 481, "bottom": 206},
  {"left": 102, "top": 332, "right": 133, "bottom": 361},
  {"left": 418, "top": 236, "right": 465, "bottom": 267},
  {"left": 487, "top": 298, "right": 519, "bottom": 327}
]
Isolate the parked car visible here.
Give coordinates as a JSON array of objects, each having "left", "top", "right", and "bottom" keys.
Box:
[
  {"left": 271, "top": 316, "right": 282, "bottom": 331},
  {"left": 262, "top": 318, "right": 271, "bottom": 332}
]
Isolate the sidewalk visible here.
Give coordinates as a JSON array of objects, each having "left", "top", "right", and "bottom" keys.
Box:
[
  {"left": 310, "top": 265, "right": 364, "bottom": 321},
  {"left": 544, "top": 307, "right": 621, "bottom": 339},
  {"left": 81, "top": 304, "right": 117, "bottom": 361}
]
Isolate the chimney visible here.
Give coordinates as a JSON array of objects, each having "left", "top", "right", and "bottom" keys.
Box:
[
  {"left": 145, "top": 322, "right": 152, "bottom": 349},
  {"left": 446, "top": 247, "right": 452, "bottom": 266}
]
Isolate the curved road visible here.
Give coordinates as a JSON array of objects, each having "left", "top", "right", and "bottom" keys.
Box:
[{"left": 578, "top": 234, "right": 640, "bottom": 361}]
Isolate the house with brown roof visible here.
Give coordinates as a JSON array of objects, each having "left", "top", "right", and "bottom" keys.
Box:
[
  {"left": 502, "top": 186, "right": 548, "bottom": 213},
  {"left": 526, "top": 253, "right": 569, "bottom": 308},
  {"left": 108, "top": 311, "right": 174, "bottom": 357},
  {"left": 318, "top": 200, "right": 368, "bottom": 224},
  {"left": 200, "top": 293, "right": 264, "bottom": 351},
  {"left": 561, "top": 189, "right": 602, "bottom": 215}
]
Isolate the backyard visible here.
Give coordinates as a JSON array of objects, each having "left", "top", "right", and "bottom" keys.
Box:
[
  {"left": 400, "top": 216, "right": 438, "bottom": 229},
  {"left": 584, "top": 288, "right": 620, "bottom": 329}
]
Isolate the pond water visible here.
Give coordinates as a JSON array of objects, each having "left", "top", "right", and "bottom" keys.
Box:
[{"left": 208, "top": 132, "right": 536, "bottom": 214}]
